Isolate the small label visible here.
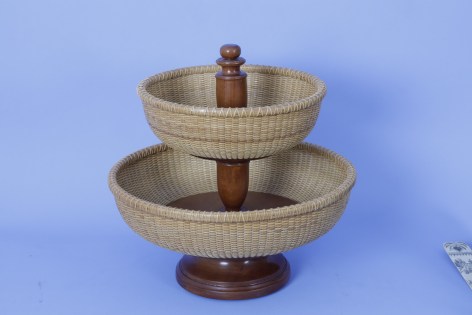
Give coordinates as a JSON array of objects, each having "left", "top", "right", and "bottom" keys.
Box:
[{"left": 444, "top": 242, "right": 472, "bottom": 290}]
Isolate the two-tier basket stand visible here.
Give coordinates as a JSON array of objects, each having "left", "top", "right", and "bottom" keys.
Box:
[{"left": 109, "top": 44, "right": 356, "bottom": 300}]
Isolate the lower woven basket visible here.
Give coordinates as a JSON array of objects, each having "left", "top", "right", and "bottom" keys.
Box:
[{"left": 108, "top": 143, "right": 356, "bottom": 258}]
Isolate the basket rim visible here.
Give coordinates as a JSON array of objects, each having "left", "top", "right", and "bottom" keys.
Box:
[
  {"left": 108, "top": 143, "right": 356, "bottom": 223},
  {"left": 137, "top": 64, "right": 327, "bottom": 118}
]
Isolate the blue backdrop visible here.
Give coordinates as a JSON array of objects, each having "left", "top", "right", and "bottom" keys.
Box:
[{"left": 1, "top": 0, "right": 471, "bottom": 314}]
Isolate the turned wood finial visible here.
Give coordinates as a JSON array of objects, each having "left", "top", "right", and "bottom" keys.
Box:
[
  {"left": 220, "top": 44, "right": 241, "bottom": 60},
  {"left": 215, "top": 44, "right": 247, "bottom": 108}
]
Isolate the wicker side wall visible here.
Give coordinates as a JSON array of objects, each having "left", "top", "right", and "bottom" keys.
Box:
[
  {"left": 109, "top": 143, "right": 356, "bottom": 258},
  {"left": 139, "top": 65, "right": 326, "bottom": 159}
]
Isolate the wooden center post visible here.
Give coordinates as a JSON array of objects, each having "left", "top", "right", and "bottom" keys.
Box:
[
  {"left": 215, "top": 44, "right": 249, "bottom": 212},
  {"left": 175, "top": 44, "right": 292, "bottom": 300}
]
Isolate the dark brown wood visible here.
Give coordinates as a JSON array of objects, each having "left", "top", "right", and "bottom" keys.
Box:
[
  {"left": 167, "top": 191, "right": 297, "bottom": 212},
  {"left": 215, "top": 44, "right": 250, "bottom": 212},
  {"left": 170, "top": 192, "right": 296, "bottom": 299},
  {"left": 176, "top": 254, "right": 290, "bottom": 300},
  {"left": 215, "top": 44, "right": 247, "bottom": 108},
  {"left": 216, "top": 160, "right": 249, "bottom": 212},
  {"left": 169, "top": 45, "right": 294, "bottom": 300},
  {"left": 170, "top": 190, "right": 296, "bottom": 299}
]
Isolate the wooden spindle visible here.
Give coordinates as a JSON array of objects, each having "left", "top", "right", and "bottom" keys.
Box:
[
  {"left": 174, "top": 44, "right": 293, "bottom": 299},
  {"left": 215, "top": 44, "right": 249, "bottom": 212}
]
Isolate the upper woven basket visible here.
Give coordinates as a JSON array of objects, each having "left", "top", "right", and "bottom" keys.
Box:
[{"left": 138, "top": 65, "right": 326, "bottom": 160}]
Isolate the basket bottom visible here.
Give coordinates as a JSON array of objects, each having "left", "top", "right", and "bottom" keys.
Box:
[
  {"left": 167, "top": 191, "right": 297, "bottom": 211},
  {"left": 176, "top": 254, "right": 290, "bottom": 300}
]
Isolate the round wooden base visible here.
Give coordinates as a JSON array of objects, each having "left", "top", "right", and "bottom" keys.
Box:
[
  {"left": 176, "top": 254, "right": 290, "bottom": 300},
  {"left": 168, "top": 191, "right": 297, "bottom": 299}
]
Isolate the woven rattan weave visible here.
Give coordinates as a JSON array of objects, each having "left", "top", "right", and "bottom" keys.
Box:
[
  {"left": 109, "top": 143, "right": 355, "bottom": 259},
  {"left": 110, "top": 44, "right": 356, "bottom": 299},
  {"left": 138, "top": 65, "right": 326, "bottom": 160}
]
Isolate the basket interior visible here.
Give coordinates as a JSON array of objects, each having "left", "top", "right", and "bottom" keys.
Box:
[
  {"left": 115, "top": 145, "right": 350, "bottom": 209},
  {"left": 145, "top": 68, "right": 318, "bottom": 108}
]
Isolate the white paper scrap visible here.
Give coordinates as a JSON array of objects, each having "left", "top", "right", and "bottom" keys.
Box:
[{"left": 444, "top": 242, "right": 472, "bottom": 290}]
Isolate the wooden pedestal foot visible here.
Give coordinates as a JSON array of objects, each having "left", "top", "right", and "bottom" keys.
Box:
[{"left": 176, "top": 254, "right": 290, "bottom": 300}]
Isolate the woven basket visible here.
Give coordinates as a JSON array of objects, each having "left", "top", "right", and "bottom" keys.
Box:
[
  {"left": 138, "top": 65, "right": 326, "bottom": 160},
  {"left": 108, "top": 143, "right": 355, "bottom": 258}
]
